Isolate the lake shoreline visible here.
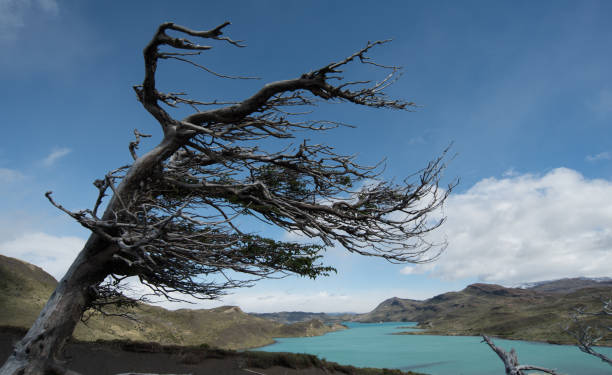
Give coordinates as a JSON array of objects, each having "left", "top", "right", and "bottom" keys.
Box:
[
  {"left": 250, "top": 322, "right": 348, "bottom": 350},
  {"left": 391, "top": 328, "right": 612, "bottom": 347},
  {"left": 257, "top": 321, "right": 612, "bottom": 374},
  {"left": 259, "top": 321, "right": 612, "bottom": 350}
]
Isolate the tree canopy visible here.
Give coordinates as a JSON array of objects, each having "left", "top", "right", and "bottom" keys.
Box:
[
  {"left": 46, "top": 21, "right": 452, "bottom": 307},
  {"left": 1, "top": 21, "right": 453, "bottom": 375}
]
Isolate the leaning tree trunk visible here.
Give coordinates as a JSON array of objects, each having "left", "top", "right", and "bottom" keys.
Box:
[
  {"left": 0, "top": 235, "right": 113, "bottom": 375},
  {"left": 0, "top": 136, "right": 181, "bottom": 375}
]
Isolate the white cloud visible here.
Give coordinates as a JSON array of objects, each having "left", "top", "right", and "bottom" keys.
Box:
[
  {"left": 226, "top": 290, "right": 358, "bottom": 313},
  {"left": 402, "top": 168, "right": 612, "bottom": 285},
  {"left": 0, "top": 232, "right": 85, "bottom": 280},
  {"left": 0, "top": 0, "right": 58, "bottom": 43},
  {"left": 42, "top": 147, "right": 71, "bottom": 166},
  {"left": 586, "top": 151, "right": 611, "bottom": 162},
  {"left": 0, "top": 167, "right": 24, "bottom": 183}
]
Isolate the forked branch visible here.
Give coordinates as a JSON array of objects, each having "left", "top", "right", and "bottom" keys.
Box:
[
  {"left": 564, "top": 298, "right": 612, "bottom": 366},
  {"left": 482, "top": 335, "right": 560, "bottom": 375}
]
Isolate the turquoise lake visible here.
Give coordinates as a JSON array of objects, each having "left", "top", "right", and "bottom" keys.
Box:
[{"left": 255, "top": 322, "right": 612, "bottom": 374}]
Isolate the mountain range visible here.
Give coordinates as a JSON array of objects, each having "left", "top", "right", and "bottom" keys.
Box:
[
  {"left": 1, "top": 253, "right": 610, "bottom": 347},
  {"left": 515, "top": 277, "right": 612, "bottom": 293}
]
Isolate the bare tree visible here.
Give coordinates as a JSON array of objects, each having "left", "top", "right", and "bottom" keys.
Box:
[
  {"left": 482, "top": 335, "right": 560, "bottom": 375},
  {"left": 565, "top": 297, "right": 612, "bottom": 366},
  {"left": 0, "top": 22, "right": 453, "bottom": 375}
]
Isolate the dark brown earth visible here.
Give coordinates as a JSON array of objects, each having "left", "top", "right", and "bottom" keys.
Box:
[{"left": 0, "top": 327, "right": 418, "bottom": 375}]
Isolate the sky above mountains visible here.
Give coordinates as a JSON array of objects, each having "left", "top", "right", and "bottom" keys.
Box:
[{"left": 1, "top": 0, "right": 612, "bottom": 313}]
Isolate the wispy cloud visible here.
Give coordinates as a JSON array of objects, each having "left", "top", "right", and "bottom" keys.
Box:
[
  {"left": 402, "top": 168, "right": 612, "bottom": 285},
  {"left": 586, "top": 151, "right": 611, "bottom": 162},
  {"left": 0, "top": 167, "right": 24, "bottom": 183},
  {"left": 502, "top": 168, "right": 519, "bottom": 177},
  {"left": 0, "top": 0, "right": 59, "bottom": 43},
  {"left": 42, "top": 147, "right": 71, "bottom": 166},
  {"left": 0, "top": 0, "right": 105, "bottom": 76}
]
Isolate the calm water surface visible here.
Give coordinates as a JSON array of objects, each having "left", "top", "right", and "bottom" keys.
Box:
[{"left": 255, "top": 322, "right": 612, "bottom": 375}]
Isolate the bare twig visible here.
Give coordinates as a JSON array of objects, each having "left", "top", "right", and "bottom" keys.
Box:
[
  {"left": 159, "top": 54, "right": 258, "bottom": 80},
  {"left": 129, "top": 129, "right": 152, "bottom": 160}
]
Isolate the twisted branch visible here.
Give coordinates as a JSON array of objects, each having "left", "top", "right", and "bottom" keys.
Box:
[{"left": 49, "top": 21, "right": 451, "bottom": 308}]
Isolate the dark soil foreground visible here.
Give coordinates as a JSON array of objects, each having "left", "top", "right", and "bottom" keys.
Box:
[{"left": 0, "top": 327, "right": 419, "bottom": 375}]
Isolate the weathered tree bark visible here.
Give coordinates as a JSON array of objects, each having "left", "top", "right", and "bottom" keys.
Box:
[{"left": 0, "top": 236, "right": 110, "bottom": 374}]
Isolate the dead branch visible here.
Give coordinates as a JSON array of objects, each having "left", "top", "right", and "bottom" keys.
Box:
[
  {"left": 564, "top": 297, "right": 612, "bottom": 366},
  {"left": 482, "top": 335, "right": 560, "bottom": 375},
  {"left": 129, "top": 129, "right": 152, "bottom": 160}
]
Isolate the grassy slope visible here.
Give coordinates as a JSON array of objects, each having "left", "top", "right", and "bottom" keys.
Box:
[
  {"left": 356, "top": 283, "right": 612, "bottom": 345},
  {"left": 0, "top": 255, "right": 57, "bottom": 327},
  {"left": 0, "top": 254, "right": 343, "bottom": 350}
]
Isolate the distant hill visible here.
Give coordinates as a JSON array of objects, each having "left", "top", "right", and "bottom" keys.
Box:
[
  {"left": 0, "top": 254, "right": 344, "bottom": 350},
  {"left": 252, "top": 311, "right": 355, "bottom": 324},
  {"left": 355, "top": 282, "right": 611, "bottom": 345},
  {"left": 518, "top": 277, "right": 612, "bottom": 293},
  {"left": 353, "top": 297, "right": 423, "bottom": 323}
]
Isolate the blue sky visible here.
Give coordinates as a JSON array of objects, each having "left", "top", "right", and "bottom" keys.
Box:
[{"left": 2, "top": 0, "right": 612, "bottom": 313}]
